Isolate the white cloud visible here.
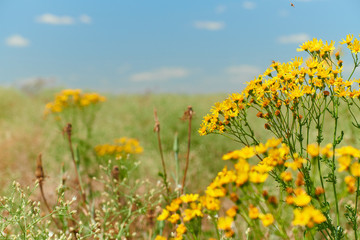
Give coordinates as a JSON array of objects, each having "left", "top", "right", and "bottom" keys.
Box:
[
  {"left": 5, "top": 35, "right": 30, "bottom": 47},
  {"left": 242, "top": 1, "right": 256, "bottom": 10},
  {"left": 36, "top": 13, "right": 74, "bottom": 25},
  {"left": 226, "top": 65, "right": 262, "bottom": 82},
  {"left": 278, "top": 33, "right": 310, "bottom": 44},
  {"left": 194, "top": 21, "right": 225, "bottom": 31},
  {"left": 130, "top": 67, "right": 189, "bottom": 82},
  {"left": 215, "top": 5, "right": 227, "bottom": 14},
  {"left": 79, "top": 14, "right": 92, "bottom": 24}
]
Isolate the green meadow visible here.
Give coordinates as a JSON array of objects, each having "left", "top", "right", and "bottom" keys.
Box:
[{"left": 0, "top": 87, "right": 242, "bottom": 191}]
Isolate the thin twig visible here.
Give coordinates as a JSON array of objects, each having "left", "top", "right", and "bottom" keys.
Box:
[
  {"left": 64, "top": 123, "right": 87, "bottom": 204},
  {"left": 153, "top": 108, "right": 170, "bottom": 196},
  {"left": 35, "top": 154, "right": 61, "bottom": 229},
  {"left": 181, "top": 106, "right": 194, "bottom": 195}
]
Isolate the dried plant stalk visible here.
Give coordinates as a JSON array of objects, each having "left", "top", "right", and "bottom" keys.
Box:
[
  {"left": 181, "top": 106, "right": 194, "bottom": 194},
  {"left": 153, "top": 108, "right": 170, "bottom": 196},
  {"left": 35, "top": 154, "right": 61, "bottom": 229},
  {"left": 64, "top": 123, "right": 86, "bottom": 204}
]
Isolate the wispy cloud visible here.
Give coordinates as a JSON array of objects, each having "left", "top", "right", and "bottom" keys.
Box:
[
  {"left": 130, "top": 67, "right": 189, "bottom": 82},
  {"left": 5, "top": 35, "right": 30, "bottom": 47},
  {"left": 242, "top": 1, "right": 256, "bottom": 10},
  {"left": 278, "top": 33, "right": 310, "bottom": 44},
  {"left": 36, "top": 13, "right": 75, "bottom": 25},
  {"left": 226, "top": 65, "right": 261, "bottom": 82},
  {"left": 215, "top": 5, "right": 227, "bottom": 14},
  {"left": 194, "top": 21, "right": 225, "bottom": 31},
  {"left": 79, "top": 14, "right": 92, "bottom": 24}
]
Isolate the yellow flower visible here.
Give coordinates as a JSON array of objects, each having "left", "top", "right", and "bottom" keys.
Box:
[
  {"left": 249, "top": 171, "right": 268, "bottom": 183},
  {"left": 266, "top": 138, "right": 282, "bottom": 148},
  {"left": 292, "top": 205, "right": 326, "bottom": 228},
  {"left": 235, "top": 171, "right": 249, "bottom": 186},
  {"left": 222, "top": 150, "right": 241, "bottom": 160},
  {"left": 157, "top": 209, "right": 169, "bottom": 221},
  {"left": 351, "top": 162, "right": 360, "bottom": 177},
  {"left": 307, "top": 144, "right": 320, "bottom": 157},
  {"left": 234, "top": 158, "right": 250, "bottom": 172},
  {"left": 225, "top": 230, "right": 235, "bottom": 238},
  {"left": 280, "top": 171, "right": 292, "bottom": 182},
  {"left": 321, "top": 144, "right": 333, "bottom": 158},
  {"left": 312, "top": 209, "right": 326, "bottom": 224},
  {"left": 182, "top": 204, "right": 203, "bottom": 222},
  {"left": 336, "top": 146, "right": 360, "bottom": 157},
  {"left": 286, "top": 195, "right": 294, "bottom": 205},
  {"left": 168, "top": 213, "right": 180, "bottom": 224},
  {"left": 292, "top": 208, "right": 311, "bottom": 226},
  {"left": 259, "top": 213, "right": 274, "bottom": 227},
  {"left": 249, "top": 205, "right": 259, "bottom": 219},
  {"left": 223, "top": 146, "right": 256, "bottom": 160},
  {"left": 180, "top": 194, "right": 199, "bottom": 203},
  {"left": 226, "top": 206, "right": 238, "bottom": 218},
  {"left": 349, "top": 38, "right": 360, "bottom": 53},
  {"left": 176, "top": 223, "right": 187, "bottom": 235},
  {"left": 345, "top": 176, "right": 356, "bottom": 193},
  {"left": 322, "top": 40, "right": 335, "bottom": 52},
  {"left": 166, "top": 198, "right": 182, "bottom": 212},
  {"left": 338, "top": 155, "right": 351, "bottom": 172},
  {"left": 80, "top": 98, "right": 91, "bottom": 107},
  {"left": 255, "top": 143, "right": 268, "bottom": 154},
  {"left": 95, "top": 137, "right": 143, "bottom": 158},
  {"left": 218, "top": 216, "right": 233, "bottom": 231},
  {"left": 155, "top": 236, "right": 167, "bottom": 240},
  {"left": 340, "top": 34, "right": 354, "bottom": 45},
  {"left": 297, "top": 40, "right": 312, "bottom": 52},
  {"left": 205, "top": 186, "right": 226, "bottom": 198},
  {"left": 201, "top": 195, "right": 220, "bottom": 211},
  {"left": 293, "top": 188, "right": 311, "bottom": 207}
]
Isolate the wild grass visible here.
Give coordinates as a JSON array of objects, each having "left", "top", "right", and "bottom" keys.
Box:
[
  {"left": 0, "top": 87, "right": 250, "bottom": 238},
  {"left": 0, "top": 87, "right": 241, "bottom": 193}
]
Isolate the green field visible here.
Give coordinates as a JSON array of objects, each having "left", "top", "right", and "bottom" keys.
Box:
[
  {"left": 0, "top": 87, "right": 243, "bottom": 192},
  {"left": 2, "top": 84, "right": 360, "bottom": 239}
]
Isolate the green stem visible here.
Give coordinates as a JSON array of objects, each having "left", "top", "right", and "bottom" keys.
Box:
[
  {"left": 316, "top": 113, "right": 327, "bottom": 204},
  {"left": 332, "top": 98, "right": 340, "bottom": 226},
  {"left": 210, "top": 214, "right": 221, "bottom": 240},
  {"left": 355, "top": 176, "right": 360, "bottom": 240}
]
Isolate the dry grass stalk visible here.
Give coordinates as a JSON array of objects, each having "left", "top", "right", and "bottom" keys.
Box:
[
  {"left": 35, "top": 154, "right": 61, "bottom": 229},
  {"left": 63, "top": 123, "right": 87, "bottom": 204},
  {"left": 181, "top": 106, "right": 194, "bottom": 195},
  {"left": 153, "top": 108, "right": 170, "bottom": 196}
]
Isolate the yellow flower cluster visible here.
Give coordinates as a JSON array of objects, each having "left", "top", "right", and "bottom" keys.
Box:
[
  {"left": 94, "top": 137, "right": 143, "bottom": 159},
  {"left": 334, "top": 146, "right": 360, "bottom": 193},
  {"left": 44, "top": 89, "right": 106, "bottom": 116},
  {"left": 157, "top": 139, "right": 310, "bottom": 239},
  {"left": 304, "top": 143, "right": 360, "bottom": 194},
  {"left": 340, "top": 34, "right": 360, "bottom": 54},
  {"left": 199, "top": 35, "right": 360, "bottom": 137},
  {"left": 292, "top": 205, "right": 327, "bottom": 228},
  {"left": 157, "top": 194, "right": 202, "bottom": 239},
  {"left": 193, "top": 35, "right": 360, "bottom": 238}
]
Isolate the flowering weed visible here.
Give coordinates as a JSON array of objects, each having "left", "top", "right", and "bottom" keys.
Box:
[{"left": 158, "top": 35, "right": 360, "bottom": 239}]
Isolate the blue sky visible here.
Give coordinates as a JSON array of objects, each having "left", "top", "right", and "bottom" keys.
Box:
[{"left": 1, "top": 0, "right": 360, "bottom": 93}]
